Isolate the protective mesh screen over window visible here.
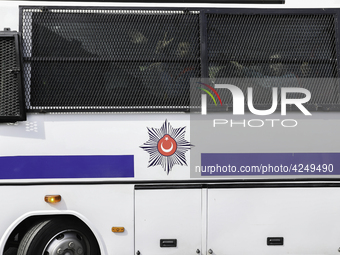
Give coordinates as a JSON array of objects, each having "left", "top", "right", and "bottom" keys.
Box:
[
  {"left": 206, "top": 13, "right": 339, "bottom": 107},
  {"left": 0, "top": 33, "right": 25, "bottom": 121},
  {"left": 21, "top": 8, "right": 200, "bottom": 111},
  {"left": 21, "top": 8, "right": 340, "bottom": 112}
]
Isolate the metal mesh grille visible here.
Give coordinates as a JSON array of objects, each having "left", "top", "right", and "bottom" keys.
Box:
[
  {"left": 21, "top": 8, "right": 200, "bottom": 110},
  {"left": 207, "top": 14, "right": 339, "bottom": 106},
  {"left": 0, "top": 37, "right": 21, "bottom": 117}
]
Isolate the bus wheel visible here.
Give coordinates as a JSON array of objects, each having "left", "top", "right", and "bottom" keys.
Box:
[
  {"left": 17, "top": 218, "right": 100, "bottom": 255},
  {"left": 4, "top": 247, "right": 17, "bottom": 255}
]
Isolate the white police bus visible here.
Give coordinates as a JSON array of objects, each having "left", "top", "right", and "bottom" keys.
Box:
[{"left": 1, "top": 0, "right": 340, "bottom": 254}]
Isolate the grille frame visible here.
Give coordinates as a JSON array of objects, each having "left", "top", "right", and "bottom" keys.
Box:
[
  {"left": 0, "top": 31, "right": 26, "bottom": 122},
  {"left": 19, "top": 6, "right": 340, "bottom": 113},
  {"left": 20, "top": 6, "right": 202, "bottom": 113}
]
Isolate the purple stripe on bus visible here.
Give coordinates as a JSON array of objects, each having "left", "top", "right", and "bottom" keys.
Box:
[{"left": 0, "top": 155, "right": 134, "bottom": 179}]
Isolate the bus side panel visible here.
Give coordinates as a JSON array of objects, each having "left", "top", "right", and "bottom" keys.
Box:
[
  {"left": 0, "top": 184, "right": 135, "bottom": 255},
  {"left": 208, "top": 188, "right": 340, "bottom": 255}
]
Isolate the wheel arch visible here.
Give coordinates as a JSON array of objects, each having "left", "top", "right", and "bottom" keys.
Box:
[{"left": 1, "top": 211, "right": 107, "bottom": 255}]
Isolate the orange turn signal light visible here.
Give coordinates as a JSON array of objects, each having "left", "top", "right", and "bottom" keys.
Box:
[
  {"left": 112, "top": 227, "right": 125, "bottom": 233},
  {"left": 44, "top": 195, "right": 62, "bottom": 204}
]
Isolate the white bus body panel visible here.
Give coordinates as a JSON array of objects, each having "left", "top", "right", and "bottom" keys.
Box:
[
  {"left": 208, "top": 188, "right": 340, "bottom": 255},
  {"left": 0, "top": 185, "right": 135, "bottom": 255},
  {"left": 0, "top": 1, "right": 340, "bottom": 255},
  {"left": 135, "top": 189, "right": 202, "bottom": 255}
]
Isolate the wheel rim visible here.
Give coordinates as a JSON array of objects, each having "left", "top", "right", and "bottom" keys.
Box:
[{"left": 42, "top": 230, "right": 90, "bottom": 255}]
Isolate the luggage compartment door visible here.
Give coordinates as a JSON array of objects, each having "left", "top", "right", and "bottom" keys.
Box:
[
  {"left": 135, "top": 188, "right": 202, "bottom": 255},
  {"left": 207, "top": 188, "right": 340, "bottom": 255}
]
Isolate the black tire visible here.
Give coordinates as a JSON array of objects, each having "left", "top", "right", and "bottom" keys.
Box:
[
  {"left": 3, "top": 247, "right": 18, "bottom": 255},
  {"left": 17, "top": 218, "right": 100, "bottom": 255}
]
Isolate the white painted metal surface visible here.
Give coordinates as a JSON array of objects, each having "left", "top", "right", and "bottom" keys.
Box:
[
  {"left": 208, "top": 188, "right": 340, "bottom": 255},
  {"left": 0, "top": 113, "right": 192, "bottom": 183},
  {"left": 0, "top": 1, "right": 339, "bottom": 255},
  {"left": 135, "top": 189, "right": 202, "bottom": 255},
  {"left": 0, "top": 184, "right": 135, "bottom": 255}
]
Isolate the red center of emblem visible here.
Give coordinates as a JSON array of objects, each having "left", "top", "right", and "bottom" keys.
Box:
[{"left": 157, "top": 135, "right": 177, "bottom": 156}]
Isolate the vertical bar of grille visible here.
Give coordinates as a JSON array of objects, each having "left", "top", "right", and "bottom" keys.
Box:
[{"left": 200, "top": 10, "right": 209, "bottom": 79}]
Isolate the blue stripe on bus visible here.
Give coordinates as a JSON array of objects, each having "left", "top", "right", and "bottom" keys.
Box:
[
  {"left": 201, "top": 153, "right": 339, "bottom": 176},
  {"left": 0, "top": 155, "right": 134, "bottom": 179}
]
